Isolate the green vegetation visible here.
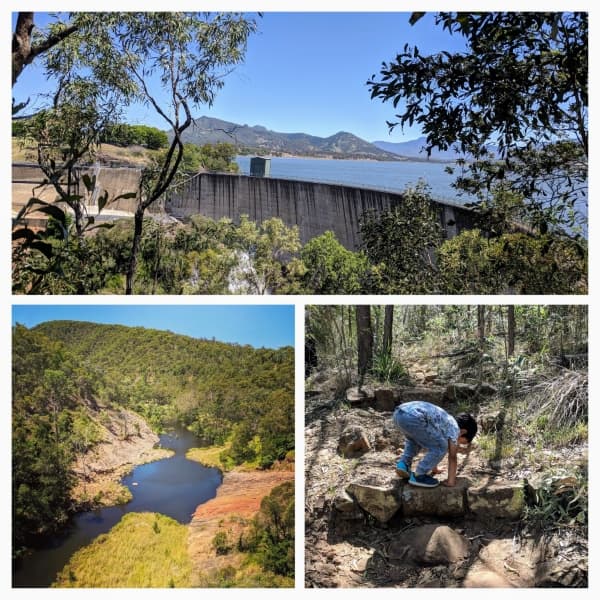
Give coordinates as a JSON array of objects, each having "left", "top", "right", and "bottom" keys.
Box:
[
  {"left": 369, "top": 12, "right": 587, "bottom": 236},
  {"left": 13, "top": 183, "right": 587, "bottom": 295},
  {"left": 186, "top": 444, "right": 231, "bottom": 470},
  {"left": 13, "top": 320, "right": 294, "bottom": 558},
  {"left": 101, "top": 123, "right": 168, "bottom": 150},
  {"left": 53, "top": 513, "right": 192, "bottom": 587}
]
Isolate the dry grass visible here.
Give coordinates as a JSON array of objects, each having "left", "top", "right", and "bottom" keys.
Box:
[
  {"left": 53, "top": 512, "right": 192, "bottom": 588},
  {"left": 186, "top": 444, "right": 229, "bottom": 470},
  {"left": 527, "top": 370, "right": 588, "bottom": 428}
]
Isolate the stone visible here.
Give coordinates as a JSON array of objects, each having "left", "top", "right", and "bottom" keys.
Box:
[
  {"left": 401, "top": 478, "right": 468, "bottom": 517},
  {"left": 478, "top": 409, "right": 504, "bottom": 434},
  {"left": 333, "top": 489, "right": 366, "bottom": 522},
  {"left": 333, "top": 489, "right": 357, "bottom": 513},
  {"left": 445, "top": 382, "right": 478, "bottom": 401},
  {"left": 463, "top": 569, "right": 515, "bottom": 588},
  {"left": 467, "top": 480, "right": 525, "bottom": 519},
  {"left": 337, "top": 426, "right": 371, "bottom": 458},
  {"left": 399, "top": 386, "right": 445, "bottom": 406},
  {"left": 414, "top": 525, "right": 471, "bottom": 566},
  {"left": 477, "top": 382, "right": 498, "bottom": 397},
  {"left": 347, "top": 479, "right": 402, "bottom": 523},
  {"left": 346, "top": 386, "right": 374, "bottom": 406},
  {"left": 374, "top": 388, "right": 395, "bottom": 412},
  {"left": 388, "top": 525, "right": 470, "bottom": 567}
]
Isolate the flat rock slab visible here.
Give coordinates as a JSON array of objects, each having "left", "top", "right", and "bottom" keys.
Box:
[
  {"left": 347, "top": 477, "right": 402, "bottom": 523},
  {"left": 467, "top": 480, "right": 525, "bottom": 519},
  {"left": 398, "top": 386, "right": 445, "bottom": 406},
  {"left": 401, "top": 478, "right": 469, "bottom": 517}
]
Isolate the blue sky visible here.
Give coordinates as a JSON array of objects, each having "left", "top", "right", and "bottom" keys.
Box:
[
  {"left": 12, "top": 305, "right": 295, "bottom": 349},
  {"left": 11, "top": 11, "right": 466, "bottom": 143}
]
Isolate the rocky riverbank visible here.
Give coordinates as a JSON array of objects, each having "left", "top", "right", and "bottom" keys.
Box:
[
  {"left": 188, "top": 468, "right": 294, "bottom": 586},
  {"left": 70, "top": 406, "right": 172, "bottom": 509}
]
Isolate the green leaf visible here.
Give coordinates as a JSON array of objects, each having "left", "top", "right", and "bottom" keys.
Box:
[
  {"left": 12, "top": 228, "right": 37, "bottom": 243},
  {"left": 82, "top": 173, "right": 96, "bottom": 192},
  {"left": 36, "top": 205, "right": 68, "bottom": 227},
  {"left": 409, "top": 13, "right": 426, "bottom": 26}
]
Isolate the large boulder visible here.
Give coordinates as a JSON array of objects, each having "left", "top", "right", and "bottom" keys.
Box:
[
  {"left": 401, "top": 478, "right": 468, "bottom": 517},
  {"left": 467, "top": 480, "right": 525, "bottom": 519},
  {"left": 337, "top": 426, "right": 371, "bottom": 458},
  {"left": 414, "top": 525, "right": 471, "bottom": 565},
  {"left": 387, "top": 525, "right": 470, "bottom": 567},
  {"left": 347, "top": 478, "right": 402, "bottom": 523}
]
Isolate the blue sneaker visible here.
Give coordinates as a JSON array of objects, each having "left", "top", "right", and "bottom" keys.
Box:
[
  {"left": 409, "top": 472, "right": 439, "bottom": 488},
  {"left": 395, "top": 459, "right": 410, "bottom": 478}
]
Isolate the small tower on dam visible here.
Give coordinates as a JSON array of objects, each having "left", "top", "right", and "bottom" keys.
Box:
[{"left": 250, "top": 156, "right": 271, "bottom": 177}]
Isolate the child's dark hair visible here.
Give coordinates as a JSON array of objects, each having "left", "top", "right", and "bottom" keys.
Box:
[{"left": 454, "top": 413, "right": 478, "bottom": 442}]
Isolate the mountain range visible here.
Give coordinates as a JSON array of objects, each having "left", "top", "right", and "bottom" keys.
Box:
[
  {"left": 176, "top": 116, "right": 470, "bottom": 162},
  {"left": 179, "top": 116, "right": 401, "bottom": 161}
]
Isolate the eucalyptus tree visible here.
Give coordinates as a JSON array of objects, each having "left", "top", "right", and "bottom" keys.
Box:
[
  {"left": 16, "top": 12, "right": 256, "bottom": 294},
  {"left": 369, "top": 12, "right": 588, "bottom": 234}
]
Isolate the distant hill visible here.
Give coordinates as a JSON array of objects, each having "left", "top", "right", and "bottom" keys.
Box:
[
  {"left": 372, "top": 137, "right": 462, "bottom": 161},
  {"left": 177, "top": 116, "right": 401, "bottom": 161}
]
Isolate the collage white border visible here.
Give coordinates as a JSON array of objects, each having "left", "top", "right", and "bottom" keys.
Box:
[{"left": 3, "top": 1, "right": 597, "bottom": 596}]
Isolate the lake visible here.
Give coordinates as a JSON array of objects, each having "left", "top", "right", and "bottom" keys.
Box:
[
  {"left": 235, "top": 155, "right": 473, "bottom": 204},
  {"left": 12, "top": 426, "right": 221, "bottom": 588}
]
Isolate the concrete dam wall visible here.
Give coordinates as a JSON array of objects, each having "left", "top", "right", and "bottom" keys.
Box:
[
  {"left": 12, "top": 163, "right": 141, "bottom": 213},
  {"left": 164, "top": 173, "right": 478, "bottom": 250}
]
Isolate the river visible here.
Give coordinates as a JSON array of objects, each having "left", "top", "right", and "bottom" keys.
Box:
[{"left": 13, "top": 425, "right": 222, "bottom": 588}]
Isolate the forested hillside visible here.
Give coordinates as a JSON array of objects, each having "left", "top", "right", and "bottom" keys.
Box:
[
  {"left": 33, "top": 320, "right": 294, "bottom": 464},
  {"left": 13, "top": 321, "right": 294, "bottom": 558}
]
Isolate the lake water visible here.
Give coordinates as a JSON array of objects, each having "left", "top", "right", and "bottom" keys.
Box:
[
  {"left": 235, "top": 155, "right": 473, "bottom": 204},
  {"left": 13, "top": 426, "right": 221, "bottom": 588}
]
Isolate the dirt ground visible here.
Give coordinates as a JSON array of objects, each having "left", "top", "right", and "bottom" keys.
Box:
[
  {"left": 304, "top": 387, "right": 588, "bottom": 588},
  {"left": 188, "top": 469, "right": 294, "bottom": 586}
]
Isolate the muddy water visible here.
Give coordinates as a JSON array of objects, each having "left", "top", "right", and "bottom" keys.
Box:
[{"left": 13, "top": 425, "right": 221, "bottom": 588}]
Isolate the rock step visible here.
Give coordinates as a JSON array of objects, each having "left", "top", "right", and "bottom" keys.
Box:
[
  {"left": 346, "top": 382, "right": 498, "bottom": 411},
  {"left": 338, "top": 476, "right": 525, "bottom": 523}
]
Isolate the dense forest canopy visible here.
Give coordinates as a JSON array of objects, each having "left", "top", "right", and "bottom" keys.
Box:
[{"left": 13, "top": 321, "right": 294, "bottom": 555}]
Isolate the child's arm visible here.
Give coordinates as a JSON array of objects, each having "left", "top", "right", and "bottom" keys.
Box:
[{"left": 443, "top": 441, "right": 459, "bottom": 486}]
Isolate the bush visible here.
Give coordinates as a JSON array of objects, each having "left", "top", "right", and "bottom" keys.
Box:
[{"left": 212, "top": 530, "right": 232, "bottom": 556}]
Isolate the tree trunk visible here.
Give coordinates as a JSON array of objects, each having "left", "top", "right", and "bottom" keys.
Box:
[
  {"left": 477, "top": 305, "right": 486, "bottom": 348},
  {"left": 356, "top": 305, "right": 373, "bottom": 388},
  {"left": 13, "top": 12, "right": 78, "bottom": 86},
  {"left": 382, "top": 305, "right": 394, "bottom": 357},
  {"left": 126, "top": 205, "right": 145, "bottom": 295},
  {"left": 507, "top": 305, "right": 516, "bottom": 357}
]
